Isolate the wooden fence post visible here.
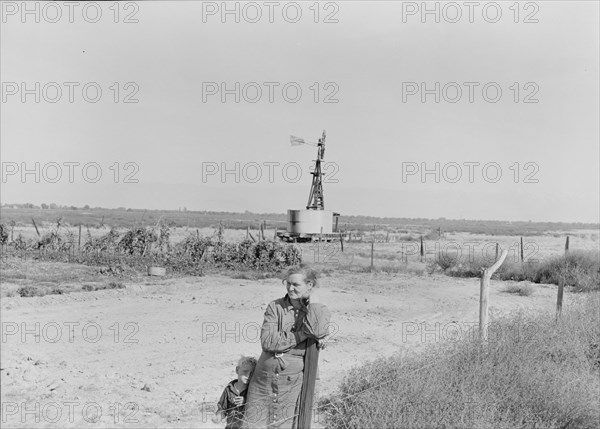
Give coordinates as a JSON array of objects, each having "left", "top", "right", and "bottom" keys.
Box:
[
  {"left": 339, "top": 232, "right": 344, "bottom": 253},
  {"left": 556, "top": 277, "right": 564, "bottom": 320},
  {"left": 420, "top": 236, "right": 424, "bottom": 262},
  {"left": 564, "top": 236, "right": 570, "bottom": 254},
  {"left": 298, "top": 338, "right": 319, "bottom": 429},
  {"left": 479, "top": 249, "right": 508, "bottom": 341},
  {"left": 246, "top": 226, "right": 249, "bottom": 240},
  {"left": 78, "top": 225, "right": 82, "bottom": 250},
  {"left": 520, "top": 237, "right": 524, "bottom": 262},
  {"left": 370, "top": 241, "right": 374, "bottom": 272}
]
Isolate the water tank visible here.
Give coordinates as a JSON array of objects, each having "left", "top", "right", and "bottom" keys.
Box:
[{"left": 287, "top": 210, "right": 333, "bottom": 234}]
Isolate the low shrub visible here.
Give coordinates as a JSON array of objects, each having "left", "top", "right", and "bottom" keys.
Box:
[
  {"left": 436, "top": 251, "right": 459, "bottom": 271},
  {"left": 17, "top": 285, "right": 66, "bottom": 297},
  {"left": 17, "top": 285, "right": 43, "bottom": 297},
  {"left": 503, "top": 283, "right": 534, "bottom": 296},
  {"left": 532, "top": 251, "right": 600, "bottom": 292},
  {"left": 443, "top": 251, "right": 599, "bottom": 292},
  {"left": 81, "top": 282, "right": 125, "bottom": 292}
]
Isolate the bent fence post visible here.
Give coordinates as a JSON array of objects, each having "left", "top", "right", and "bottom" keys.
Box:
[{"left": 479, "top": 249, "right": 508, "bottom": 341}]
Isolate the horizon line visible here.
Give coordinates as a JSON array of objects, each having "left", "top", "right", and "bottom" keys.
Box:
[{"left": 1, "top": 203, "right": 599, "bottom": 227}]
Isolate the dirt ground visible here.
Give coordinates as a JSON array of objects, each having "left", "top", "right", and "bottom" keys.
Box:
[{"left": 0, "top": 266, "right": 567, "bottom": 428}]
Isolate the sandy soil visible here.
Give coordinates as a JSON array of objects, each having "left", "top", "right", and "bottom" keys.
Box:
[{"left": 0, "top": 269, "right": 566, "bottom": 428}]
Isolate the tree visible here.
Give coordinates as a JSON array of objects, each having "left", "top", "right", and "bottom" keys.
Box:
[{"left": 41, "top": 203, "right": 49, "bottom": 209}]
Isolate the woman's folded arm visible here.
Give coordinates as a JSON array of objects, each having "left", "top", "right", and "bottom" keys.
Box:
[
  {"left": 260, "top": 303, "right": 308, "bottom": 352},
  {"left": 301, "top": 303, "right": 331, "bottom": 339}
]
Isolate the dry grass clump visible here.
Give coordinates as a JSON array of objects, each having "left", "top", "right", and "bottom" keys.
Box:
[
  {"left": 81, "top": 282, "right": 125, "bottom": 292},
  {"left": 332, "top": 262, "right": 425, "bottom": 276},
  {"left": 228, "top": 270, "right": 280, "bottom": 280},
  {"left": 503, "top": 283, "right": 535, "bottom": 296},
  {"left": 15, "top": 281, "right": 125, "bottom": 297},
  {"left": 321, "top": 293, "right": 600, "bottom": 428}
]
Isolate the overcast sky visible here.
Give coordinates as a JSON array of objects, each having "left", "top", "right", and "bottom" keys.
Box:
[{"left": 1, "top": 1, "right": 598, "bottom": 222}]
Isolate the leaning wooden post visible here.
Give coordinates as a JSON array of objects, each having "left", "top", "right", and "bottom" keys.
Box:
[
  {"left": 479, "top": 249, "right": 508, "bottom": 341},
  {"left": 339, "top": 232, "right": 344, "bottom": 253},
  {"left": 495, "top": 243, "right": 499, "bottom": 260},
  {"left": 31, "top": 218, "right": 40, "bottom": 237},
  {"left": 564, "top": 236, "right": 570, "bottom": 254},
  {"left": 370, "top": 241, "right": 374, "bottom": 272},
  {"left": 298, "top": 338, "right": 319, "bottom": 429}
]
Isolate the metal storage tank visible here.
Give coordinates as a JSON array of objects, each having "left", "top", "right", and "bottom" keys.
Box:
[{"left": 287, "top": 210, "right": 333, "bottom": 234}]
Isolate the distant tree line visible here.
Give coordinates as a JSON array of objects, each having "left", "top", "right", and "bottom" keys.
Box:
[{"left": 2, "top": 203, "right": 91, "bottom": 210}]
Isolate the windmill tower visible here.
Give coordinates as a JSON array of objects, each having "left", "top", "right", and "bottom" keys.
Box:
[
  {"left": 306, "top": 130, "right": 326, "bottom": 210},
  {"left": 278, "top": 130, "right": 340, "bottom": 242}
]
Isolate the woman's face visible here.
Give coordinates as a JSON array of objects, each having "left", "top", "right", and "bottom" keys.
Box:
[{"left": 285, "top": 273, "right": 313, "bottom": 300}]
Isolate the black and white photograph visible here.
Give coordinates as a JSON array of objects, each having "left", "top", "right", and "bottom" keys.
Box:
[{"left": 1, "top": 1, "right": 599, "bottom": 428}]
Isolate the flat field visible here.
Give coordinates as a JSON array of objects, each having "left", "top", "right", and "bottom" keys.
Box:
[
  {"left": 1, "top": 214, "right": 598, "bottom": 428},
  {"left": 1, "top": 261, "right": 568, "bottom": 428}
]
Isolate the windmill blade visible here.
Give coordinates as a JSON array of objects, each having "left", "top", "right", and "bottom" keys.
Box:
[
  {"left": 290, "top": 135, "right": 318, "bottom": 146},
  {"left": 290, "top": 135, "right": 305, "bottom": 145}
]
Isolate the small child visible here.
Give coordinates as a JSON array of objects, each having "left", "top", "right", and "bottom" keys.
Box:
[{"left": 212, "top": 356, "right": 257, "bottom": 429}]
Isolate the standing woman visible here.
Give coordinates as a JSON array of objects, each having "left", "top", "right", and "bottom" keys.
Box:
[{"left": 244, "top": 265, "right": 331, "bottom": 429}]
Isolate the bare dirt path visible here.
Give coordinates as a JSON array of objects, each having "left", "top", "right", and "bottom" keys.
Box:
[{"left": 1, "top": 272, "right": 562, "bottom": 428}]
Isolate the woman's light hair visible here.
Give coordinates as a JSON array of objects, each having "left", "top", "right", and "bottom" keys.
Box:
[{"left": 283, "top": 264, "right": 319, "bottom": 287}]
